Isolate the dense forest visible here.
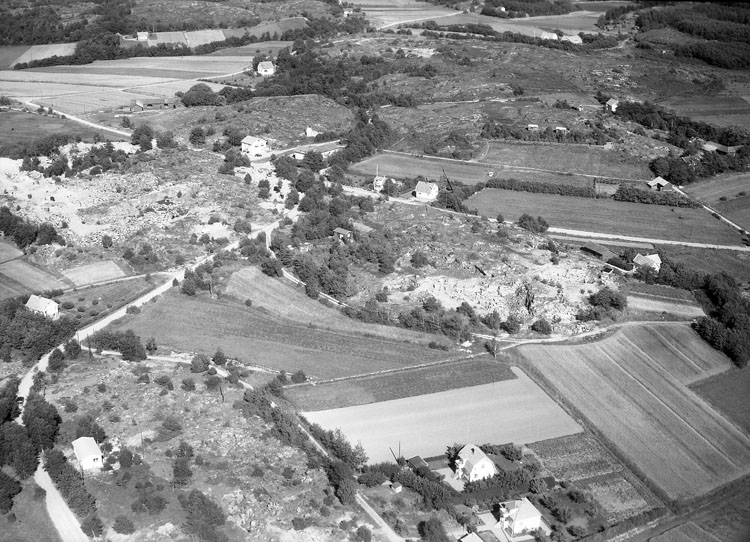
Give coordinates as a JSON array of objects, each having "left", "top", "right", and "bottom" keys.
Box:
[{"left": 481, "top": 0, "right": 577, "bottom": 19}]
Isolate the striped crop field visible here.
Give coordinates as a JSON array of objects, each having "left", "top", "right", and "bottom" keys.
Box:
[{"left": 514, "top": 323, "right": 750, "bottom": 502}]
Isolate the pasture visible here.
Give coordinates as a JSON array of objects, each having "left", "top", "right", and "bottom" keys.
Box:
[
  {"left": 685, "top": 172, "right": 750, "bottom": 231},
  {"left": 692, "top": 368, "right": 750, "bottom": 434},
  {"left": 111, "top": 291, "right": 457, "bottom": 379},
  {"left": 11, "top": 43, "right": 77, "bottom": 67},
  {"left": 0, "top": 260, "right": 67, "bottom": 292},
  {"left": 0, "top": 111, "right": 124, "bottom": 152},
  {"left": 466, "top": 188, "right": 745, "bottom": 245},
  {"left": 286, "top": 356, "right": 516, "bottom": 411},
  {"left": 482, "top": 142, "right": 650, "bottom": 181},
  {"left": 208, "top": 40, "right": 292, "bottom": 57},
  {"left": 626, "top": 294, "right": 704, "bottom": 318},
  {"left": 0, "top": 241, "right": 22, "bottom": 264},
  {"left": 223, "top": 267, "right": 437, "bottom": 343},
  {"left": 61, "top": 261, "right": 127, "bottom": 287},
  {"left": 658, "top": 245, "right": 750, "bottom": 283},
  {"left": 351, "top": 152, "right": 608, "bottom": 188},
  {"left": 501, "top": 11, "right": 603, "bottom": 33},
  {"left": 303, "top": 367, "right": 582, "bottom": 463},
  {"left": 0, "top": 46, "right": 30, "bottom": 70},
  {"left": 514, "top": 323, "right": 750, "bottom": 502}
]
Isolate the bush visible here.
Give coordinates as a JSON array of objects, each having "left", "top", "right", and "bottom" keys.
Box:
[
  {"left": 113, "top": 515, "right": 136, "bottom": 534},
  {"left": 181, "top": 378, "right": 196, "bottom": 391},
  {"left": 531, "top": 319, "right": 552, "bottom": 335}
]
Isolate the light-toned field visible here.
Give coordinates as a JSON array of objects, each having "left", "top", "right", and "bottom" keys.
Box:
[
  {"left": 0, "top": 240, "right": 22, "bottom": 263},
  {"left": 684, "top": 172, "right": 750, "bottom": 202},
  {"left": 505, "top": 11, "right": 602, "bottom": 33},
  {"left": 467, "top": 188, "right": 744, "bottom": 245},
  {"left": 658, "top": 95, "right": 750, "bottom": 128},
  {"left": 0, "top": 260, "right": 67, "bottom": 292},
  {"left": 11, "top": 42, "right": 77, "bottom": 67},
  {"left": 651, "top": 522, "right": 723, "bottom": 542},
  {"left": 483, "top": 142, "right": 651, "bottom": 181},
  {"left": 286, "top": 356, "right": 516, "bottom": 411},
  {"left": 208, "top": 40, "right": 292, "bottom": 57},
  {"left": 516, "top": 324, "right": 750, "bottom": 501},
  {"left": 223, "top": 266, "right": 437, "bottom": 343},
  {"left": 112, "top": 291, "right": 457, "bottom": 379},
  {"left": 626, "top": 294, "right": 705, "bottom": 318},
  {"left": 303, "top": 367, "right": 582, "bottom": 463},
  {"left": 61, "top": 261, "right": 127, "bottom": 287}
]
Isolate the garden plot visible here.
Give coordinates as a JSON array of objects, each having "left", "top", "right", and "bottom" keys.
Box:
[
  {"left": 303, "top": 367, "right": 582, "bottom": 463},
  {"left": 651, "top": 522, "right": 723, "bottom": 542},
  {"left": 626, "top": 294, "right": 705, "bottom": 319},
  {"left": 61, "top": 261, "right": 127, "bottom": 287},
  {"left": 516, "top": 324, "right": 750, "bottom": 502}
]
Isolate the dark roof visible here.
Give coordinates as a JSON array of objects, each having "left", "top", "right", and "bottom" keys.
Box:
[
  {"left": 407, "top": 456, "right": 429, "bottom": 469},
  {"left": 581, "top": 242, "right": 616, "bottom": 261}
]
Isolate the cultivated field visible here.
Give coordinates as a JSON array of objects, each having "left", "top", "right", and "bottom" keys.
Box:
[
  {"left": 483, "top": 142, "right": 651, "bottom": 181},
  {"left": 626, "top": 294, "right": 704, "bottom": 318},
  {"left": 515, "top": 324, "right": 750, "bottom": 501},
  {"left": 223, "top": 266, "right": 437, "bottom": 343},
  {"left": 0, "top": 46, "right": 30, "bottom": 70},
  {"left": 286, "top": 356, "right": 516, "bottom": 411},
  {"left": 351, "top": 152, "right": 610, "bottom": 188},
  {"left": 658, "top": 246, "right": 750, "bottom": 283},
  {"left": 208, "top": 40, "right": 292, "bottom": 57},
  {"left": 529, "top": 433, "right": 660, "bottom": 524},
  {"left": 11, "top": 43, "right": 77, "bottom": 67},
  {"left": 658, "top": 95, "right": 750, "bottom": 128},
  {"left": 684, "top": 172, "right": 750, "bottom": 230},
  {"left": 0, "top": 260, "right": 67, "bottom": 292},
  {"left": 112, "top": 291, "right": 457, "bottom": 379},
  {"left": 501, "top": 10, "right": 603, "bottom": 33},
  {"left": 303, "top": 367, "right": 582, "bottom": 463},
  {"left": 692, "top": 368, "right": 750, "bottom": 434},
  {"left": 467, "top": 188, "right": 745, "bottom": 245},
  {"left": 56, "top": 276, "right": 161, "bottom": 325},
  {"left": 651, "top": 522, "right": 723, "bottom": 542},
  {"left": 0, "top": 241, "right": 22, "bottom": 264},
  {"left": 61, "top": 261, "right": 127, "bottom": 287}
]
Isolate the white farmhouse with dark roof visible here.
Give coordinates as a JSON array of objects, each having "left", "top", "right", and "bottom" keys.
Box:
[{"left": 25, "top": 294, "right": 59, "bottom": 320}]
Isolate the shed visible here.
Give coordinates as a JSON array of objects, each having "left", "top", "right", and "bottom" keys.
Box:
[
  {"left": 413, "top": 181, "right": 439, "bottom": 201},
  {"left": 646, "top": 177, "right": 672, "bottom": 191},
  {"left": 25, "top": 295, "right": 59, "bottom": 320},
  {"left": 581, "top": 242, "right": 616, "bottom": 262},
  {"left": 72, "top": 437, "right": 103, "bottom": 471},
  {"left": 459, "top": 533, "right": 484, "bottom": 542},
  {"left": 391, "top": 482, "right": 403, "bottom": 494},
  {"left": 241, "top": 135, "right": 270, "bottom": 158},
  {"left": 333, "top": 227, "right": 353, "bottom": 241},
  {"left": 633, "top": 253, "right": 662, "bottom": 272},
  {"left": 554, "top": 126, "right": 568, "bottom": 133},
  {"left": 605, "top": 98, "right": 619, "bottom": 112},
  {"left": 526, "top": 124, "right": 539, "bottom": 131},
  {"left": 407, "top": 456, "right": 429, "bottom": 470},
  {"left": 305, "top": 126, "right": 320, "bottom": 138}
]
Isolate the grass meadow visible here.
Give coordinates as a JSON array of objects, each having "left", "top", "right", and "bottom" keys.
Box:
[
  {"left": 467, "top": 188, "right": 744, "bottom": 245},
  {"left": 286, "top": 355, "right": 516, "bottom": 411},
  {"left": 61, "top": 260, "right": 127, "bottom": 287},
  {"left": 0, "top": 111, "right": 123, "bottom": 150},
  {"left": 692, "top": 367, "right": 750, "bottom": 434},
  {"left": 514, "top": 324, "right": 750, "bottom": 502},
  {"left": 0, "top": 260, "right": 67, "bottom": 292},
  {"left": 685, "top": 172, "right": 750, "bottom": 231},
  {"left": 111, "top": 291, "right": 456, "bottom": 379}
]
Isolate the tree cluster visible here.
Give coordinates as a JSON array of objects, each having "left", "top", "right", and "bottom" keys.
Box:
[
  {"left": 576, "top": 287, "right": 627, "bottom": 322},
  {"left": 516, "top": 214, "right": 549, "bottom": 234},
  {"left": 481, "top": 120, "right": 613, "bottom": 146},
  {"left": 87, "top": 329, "right": 147, "bottom": 361},
  {"left": 488, "top": 177, "right": 597, "bottom": 198},
  {"left": 0, "top": 295, "right": 76, "bottom": 362},
  {"left": 613, "top": 184, "right": 699, "bottom": 208},
  {"left": 178, "top": 489, "right": 228, "bottom": 542},
  {"left": 0, "top": 206, "right": 65, "bottom": 249},
  {"left": 309, "top": 425, "right": 367, "bottom": 469}
]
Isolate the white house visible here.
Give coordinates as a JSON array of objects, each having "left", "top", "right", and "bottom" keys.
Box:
[
  {"left": 25, "top": 295, "right": 59, "bottom": 320},
  {"left": 455, "top": 444, "right": 497, "bottom": 482},
  {"left": 136, "top": 31, "right": 149, "bottom": 41},
  {"left": 414, "top": 180, "right": 439, "bottom": 202},
  {"left": 554, "top": 126, "right": 568, "bottom": 134},
  {"left": 72, "top": 437, "right": 103, "bottom": 471},
  {"left": 526, "top": 124, "right": 539, "bottom": 131},
  {"left": 305, "top": 126, "right": 320, "bottom": 138},
  {"left": 241, "top": 135, "right": 270, "bottom": 158},
  {"left": 539, "top": 31, "right": 558, "bottom": 41},
  {"left": 646, "top": 176, "right": 671, "bottom": 191},
  {"left": 499, "top": 498, "right": 544, "bottom": 538},
  {"left": 634, "top": 253, "right": 662, "bottom": 273},
  {"left": 605, "top": 98, "right": 619, "bottom": 112},
  {"left": 257, "top": 61, "right": 276, "bottom": 76}
]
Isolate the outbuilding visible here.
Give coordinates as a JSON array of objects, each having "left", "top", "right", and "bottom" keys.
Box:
[
  {"left": 646, "top": 177, "right": 672, "bottom": 191},
  {"left": 581, "top": 242, "right": 616, "bottom": 262},
  {"left": 605, "top": 98, "right": 619, "bottom": 112},
  {"left": 413, "top": 181, "right": 439, "bottom": 202}
]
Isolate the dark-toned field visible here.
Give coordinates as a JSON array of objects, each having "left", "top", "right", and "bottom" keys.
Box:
[
  {"left": 111, "top": 291, "right": 457, "bottom": 379},
  {"left": 467, "top": 188, "right": 744, "bottom": 245},
  {"left": 286, "top": 355, "right": 516, "bottom": 411},
  {"left": 692, "top": 367, "right": 750, "bottom": 434}
]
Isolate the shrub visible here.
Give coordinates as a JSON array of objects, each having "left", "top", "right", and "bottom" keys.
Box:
[
  {"left": 531, "top": 319, "right": 552, "bottom": 335},
  {"left": 291, "top": 370, "right": 306, "bottom": 383},
  {"left": 113, "top": 515, "right": 136, "bottom": 534},
  {"left": 181, "top": 378, "right": 196, "bottom": 391},
  {"left": 154, "top": 375, "right": 174, "bottom": 391}
]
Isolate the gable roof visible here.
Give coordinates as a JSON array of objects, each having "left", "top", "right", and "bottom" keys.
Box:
[
  {"left": 26, "top": 294, "right": 57, "bottom": 313},
  {"left": 457, "top": 444, "right": 493, "bottom": 471},
  {"left": 634, "top": 253, "right": 661, "bottom": 269},
  {"left": 72, "top": 436, "right": 101, "bottom": 459},
  {"left": 407, "top": 455, "right": 429, "bottom": 470},
  {"left": 647, "top": 176, "right": 669, "bottom": 187},
  {"left": 333, "top": 227, "right": 351, "bottom": 236},
  {"left": 459, "top": 533, "right": 484, "bottom": 542},
  {"left": 241, "top": 135, "right": 265, "bottom": 145},
  {"left": 257, "top": 61, "right": 275, "bottom": 71},
  {"left": 512, "top": 497, "right": 542, "bottom": 523},
  {"left": 415, "top": 180, "right": 437, "bottom": 193},
  {"left": 581, "top": 242, "right": 616, "bottom": 261},
  {"left": 606, "top": 98, "right": 618, "bottom": 106}
]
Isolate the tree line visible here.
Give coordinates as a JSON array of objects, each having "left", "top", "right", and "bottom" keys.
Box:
[
  {"left": 0, "top": 206, "right": 65, "bottom": 249},
  {"left": 612, "top": 184, "right": 700, "bottom": 208},
  {"left": 482, "top": 0, "right": 577, "bottom": 19},
  {"left": 481, "top": 119, "right": 615, "bottom": 146}
]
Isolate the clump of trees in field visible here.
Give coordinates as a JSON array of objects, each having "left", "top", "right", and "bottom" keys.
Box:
[
  {"left": 613, "top": 185, "right": 700, "bottom": 208},
  {"left": 481, "top": 120, "right": 614, "bottom": 146},
  {"left": 481, "top": 0, "right": 577, "bottom": 18},
  {"left": 576, "top": 287, "right": 627, "bottom": 322},
  {"left": 87, "top": 329, "right": 147, "bottom": 361}
]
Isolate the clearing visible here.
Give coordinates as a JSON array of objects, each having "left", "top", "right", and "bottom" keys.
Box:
[
  {"left": 286, "top": 355, "right": 516, "bottom": 411},
  {"left": 61, "top": 261, "right": 127, "bottom": 287},
  {"left": 692, "top": 367, "right": 750, "bottom": 435},
  {"left": 111, "top": 290, "right": 458, "bottom": 379},
  {"left": 303, "top": 367, "right": 583, "bottom": 463},
  {"left": 625, "top": 294, "right": 704, "bottom": 318},
  {"left": 466, "top": 188, "right": 745, "bottom": 246},
  {"left": 513, "top": 323, "right": 750, "bottom": 502}
]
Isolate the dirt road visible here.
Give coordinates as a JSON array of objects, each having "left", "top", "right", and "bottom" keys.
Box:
[{"left": 34, "top": 465, "right": 90, "bottom": 542}]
